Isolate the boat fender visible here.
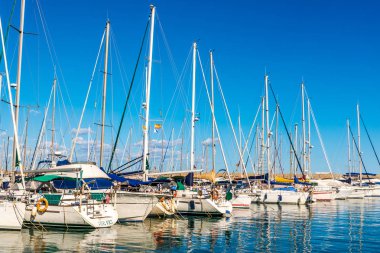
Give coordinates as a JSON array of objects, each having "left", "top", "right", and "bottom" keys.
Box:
[
  {"left": 31, "top": 206, "right": 37, "bottom": 220},
  {"left": 171, "top": 198, "right": 176, "bottom": 213},
  {"left": 173, "top": 191, "right": 177, "bottom": 198},
  {"left": 105, "top": 194, "right": 110, "bottom": 204},
  {"left": 160, "top": 197, "right": 165, "bottom": 202},
  {"left": 278, "top": 195, "right": 282, "bottom": 202},
  {"left": 161, "top": 200, "right": 171, "bottom": 212},
  {"left": 36, "top": 198, "right": 49, "bottom": 213},
  {"left": 264, "top": 193, "right": 267, "bottom": 200}
]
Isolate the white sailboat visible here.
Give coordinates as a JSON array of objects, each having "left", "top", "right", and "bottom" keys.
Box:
[
  {"left": 0, "top": 14, "right": 27, "bottom": 230},
  {"left": 174, "top": 43, "right": 232, "bottom": 216}
]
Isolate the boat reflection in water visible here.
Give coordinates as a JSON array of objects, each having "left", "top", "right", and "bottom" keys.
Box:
[{"left": 0, "top": 200, "right": 379, "bottom": 252}]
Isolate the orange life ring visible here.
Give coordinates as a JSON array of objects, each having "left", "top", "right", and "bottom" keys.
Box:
[{"left": 36, "top": 198, "right": 49, "bottom": 213}]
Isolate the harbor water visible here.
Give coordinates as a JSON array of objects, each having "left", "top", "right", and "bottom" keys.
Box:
[{"left": 1, "top": 199, "right": 378, "bottom": 252}]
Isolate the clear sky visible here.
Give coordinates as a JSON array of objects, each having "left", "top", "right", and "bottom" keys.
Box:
[{"left": 0, "top": 0, "right": 380, "bottom": 174}]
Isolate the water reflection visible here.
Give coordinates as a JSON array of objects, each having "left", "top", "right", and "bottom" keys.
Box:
[{"left": 0, "top": 200, "right": 379, "bottom": 252}]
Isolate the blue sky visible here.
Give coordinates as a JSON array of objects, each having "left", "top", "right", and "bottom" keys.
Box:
[{"left": 0, "top": 0, "right": 380, "bottom": 174}]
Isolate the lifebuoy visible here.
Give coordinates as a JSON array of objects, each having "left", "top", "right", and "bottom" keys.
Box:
[
  {"left": 36, "top": 198, "right": 49, "bottom": 213},
  {"left": 173, "top": 191, "right": 177, "bottom": 198}
]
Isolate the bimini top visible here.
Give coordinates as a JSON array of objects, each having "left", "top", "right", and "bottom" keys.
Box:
[{"left": 33, "top": 174, "right": 76, "bottom": 182}]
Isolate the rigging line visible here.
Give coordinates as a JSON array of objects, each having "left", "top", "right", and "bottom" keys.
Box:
[
  {"left": 303, "top": 88, "right": 334, "bottom": 178},
  {"left": 244, "top": 128, "right": 257, "bottom": 172},
  {"left": 348, "top": 124, "right": 371, "bottom": 182},
  {"left": 309, "top": 102, "right": 334, "bottom": 178},
  {"left": 240, "top": 126, "right": 257, "bottom": 173},
  {"left": 68, "top": 29, "right": 106, "bottom": 161},
  {"left": 197, "top": 51, "right": 232, "bottom": 182},
  {"left": 107, "top": 17, "right": 151, "bottom": 173},
  {"left": 56, "top": 80, "right": 71, "bottom": 140},
  {"left": 36, "top": 0, "right": 75, "bottom": 116},
  {"left": 213, "top": 63, "right": 250, "bottom": 185},
  {"left": 29, "top": 82, "right": 53, "bottom": 169},
  {"left": 360, "top": 114, "right": 380, "bottom": 168},
  {"left": 268, "top": 81, "right": 305, "bottom": 178},
  {"left": 163, "top": 46, "right": 192, "bottom": 123},
  {"left": 159, "top": 127, "right": 173, "bottom": 171},
  {"left": 0, "top": 0, "right": 17, "bottom": 64}
]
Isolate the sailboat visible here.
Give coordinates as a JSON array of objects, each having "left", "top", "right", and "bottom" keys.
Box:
[
  {"left": 255, "top": 76, "right": 309, "bottom": 205},
  {"left": 0, "top": 7, "right": 28, "bottom": 230},
  {"left": 173, "top": 42, "right": 232, "bottom": 216}
]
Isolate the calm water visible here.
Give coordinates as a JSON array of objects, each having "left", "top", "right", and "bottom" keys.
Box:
[{"left": 1, "top": 199, "right": 379, "bottom": 252}]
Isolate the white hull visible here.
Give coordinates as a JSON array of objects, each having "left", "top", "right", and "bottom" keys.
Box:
[
  {"left": 346, "top": 186, "right": 366, "bottom": 199},
  {"left": 24, "top": 203, "right": 118, "bottom": 229},
  {"left": 335, "top": 187, "right": 353, "bottom": 200},
  {"left": 257, "top": 189, "right": 309, "bottom": 205},
  {"left": 175, "top": 190, "right": 232, "bottom": 216},
  {"left": 364, "top": 186, "right": 380, "bottom": 197},
  {"left": 231, "top": 194, "right": 251, "bottom": 209},
  {"left": 311, "top": 189, "right": 335, "bottom": 202},
  {"left": 115, "top": 191, "right": 159, "bottom": 222},
  {"left": 0, "top": 201, "right": 25, "bottom": 230}
]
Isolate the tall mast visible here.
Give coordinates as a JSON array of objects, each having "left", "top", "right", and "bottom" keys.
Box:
[
  {"left": 0, "top": 18, "right": 25, "bottom": 189},
  {"left": 301, "top": 82, "right": 307, "bottom": 176},
  {"left": 210, "top": 50, "right": 215, "bottom": 172},
  {"left": 260, "top": 96, "right": 265, "bottom": 174},
  {"left": 274, "top": 104, "right": 279, "bottom": 176},
  {"left": 51, "top": 77, "right": 57, "bottom": 166},
  {"left": 12, "top": 0, "right": 26, "bottom": 169},
  {"left": 142, "top": 5, "right": 156, "bottom": 181},
  {"left": 294, "top": 123, "right": 298, "bottom": 176},
  {"left": 264, "top": 74, "right": 271, "bottom": 187},
  {"left": 99, "top": 20, "right": 110, "bottom": 168},
  {"left": 347, "top": 119, "right": 351, "bottom": 179},
  {"left": 357, "top": 104, "right": 362, "bottom": 186},
  {"left": 190, "top": 42, "right": 197, "bottom": 171},
  {"left": 307, "top": 98, "right": 311, "bottom": 177},
  {"left": 23, "top": 108, "right": 29, "bottom": 167},
  {"left": 238, "top": 111, "right": 242, "bottom": 176}
]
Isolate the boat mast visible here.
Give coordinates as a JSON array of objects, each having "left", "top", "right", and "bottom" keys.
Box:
[
  {"left": 347, "top": 119, "right": 351, "bottom": 179},
  {"left": 99, "top": 20, "right": 110, "bottom": 168},
  {"left": 294, "top": 123, "right": 298, "bottom": 176},
  {"left": 260, "top": 96, "right": 265, "bottom": 175},
  {"left": 190, "top": 41, "right": 197, "bottom": 171},
  {"left": 12, "top": 0, "right": 26, "bottom": 169},
  {"left": 142, "top": 5, "right": 156, "bottom": 181},
  {"left": 357, "top": 104, "right": 362, "bottom": 186},
  {"left": 301, "top": 82, "right": 307, "bottom": 176},
  {"left": 307, "top": 98, "right": 312, "bottom": 177},
  {"left": 51, "top": 77, "right": 57, "bottom": 166},
  {"left": 210, "top": 50, "right": 215, "bottom": 172},
  {"left": 264, "top": 74, "right": 271, "bottom": 187},
  {"left": 0, "top": 18, "right": 25, "bottom": 189}
]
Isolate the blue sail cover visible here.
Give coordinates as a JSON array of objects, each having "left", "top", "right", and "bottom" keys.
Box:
[
  {"left": 107, "top": 173, "right": 153, "bottom": 187},
  {"left": 53, "top": 178, "right": 113, "bottom": 190},
  {"left": 294, "top": 176, "right": 312, "bottom": 186}
]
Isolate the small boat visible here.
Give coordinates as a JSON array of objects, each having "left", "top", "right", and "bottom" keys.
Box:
[
  {"left": 257, "top": 187, "right": 309, "bottom": 205},
  {"left": 175, "top": 189, "right": 232, "bottom": 216},
  {"left": 24, "top": 192, "right": 118, "bottom": 229}
]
